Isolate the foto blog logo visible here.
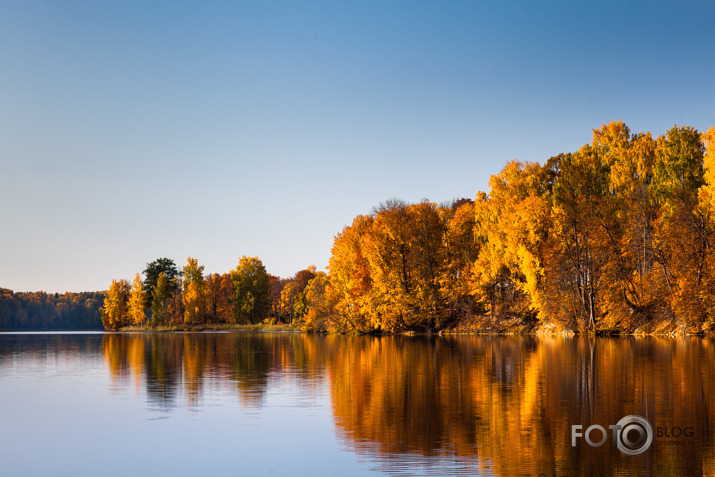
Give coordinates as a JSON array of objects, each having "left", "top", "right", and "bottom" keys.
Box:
[{"left": 571, "top": 415, "right": 654, "bottom": 456}]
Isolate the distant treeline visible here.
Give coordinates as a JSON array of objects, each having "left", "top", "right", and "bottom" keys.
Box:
[
  {"left": 0, "top": 288, "right": 105, "bottom": 330},
  {"left": 41, "top": 121, "right": 715, "bottom": 334}
]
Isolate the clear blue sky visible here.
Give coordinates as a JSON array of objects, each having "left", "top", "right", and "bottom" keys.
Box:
[{"left": 1, "top": 0, "right": 714, "bottom": 293}]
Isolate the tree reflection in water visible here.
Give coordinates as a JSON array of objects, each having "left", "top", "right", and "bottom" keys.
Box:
[{"left": 98, "top": 333, "right": 715, "bottom": 476}]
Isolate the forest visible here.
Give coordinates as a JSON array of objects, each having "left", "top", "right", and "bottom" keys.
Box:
[
  {"left": 0, "top": 288, "right": 105, "bottom": 330},
  {"left": 310, "top": 122, "right": 715, "bottom": 334},
  {"left": 17, "top": 121, "right": 715, "bottom": 334}
]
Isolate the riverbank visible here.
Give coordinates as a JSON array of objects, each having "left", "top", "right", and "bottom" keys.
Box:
[
  {"left": 112, "top": 316, "right": 708, "bottom": 337},
  {"left": 441, "top": 314, "right": 545, "bottom": 335},
  {"left": 440, "top": 314, "right": 709, "bottom": 337},
  {"left": 117, "top": 323, "right": 299, "bottom": 332}
]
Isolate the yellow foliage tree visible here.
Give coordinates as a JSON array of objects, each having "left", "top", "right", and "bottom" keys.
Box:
[
  {"left": 100, "top": 279, "right": 131, "bottom": 330},
  {"left": 651, "top": 126, "right": 707, "bottom": 329},
  {"left": 327, "top": 214, "right": 375, "bottom": 332},
  {"left": 360, "top": 201, "right": 447, "bottom": 331},
  {"left": 439, "top": 200, "right": 480, "bottom": 320},
  {"left": 300, "top": 272, "right": 339, "bottom": 332},
  {"left": 182, "top": 257, "right": 206, "bottom": 324},
  {"left": 590, "top": 122, "right": 661, "bottom": 329},
  {"left": 471, "top": 161, "right": 550, "bottom": 321},
  {"left": 230, "top": 256, "right": 271, "bottom": 324},
  {"left": 699, "top": 127, "right": 715, "bottom": 329},
  {"left": 127, "top": 273, "right": 146, "bottom": 325},
  {"left": 545, "top": 145, "right": 616, "bottom": 331}
]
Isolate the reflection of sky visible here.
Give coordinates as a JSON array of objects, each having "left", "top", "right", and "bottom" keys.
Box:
[{"left": 0, "top": 334, "right": 378, "bottom": 477}]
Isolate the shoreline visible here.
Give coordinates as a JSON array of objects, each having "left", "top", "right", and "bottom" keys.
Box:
[
  {"left": 116, "top": 323, "right": 300, "bottom": 333},
  {"left": 105, "top": 320, "right": 714, "bottom": 338}
]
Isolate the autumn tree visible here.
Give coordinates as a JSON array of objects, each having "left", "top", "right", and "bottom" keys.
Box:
[
  {"left": 471, "top": 162, "right": 551, "bottom": 323},
  {"left": 301, "top": 272, "right": 338, "bottom": 332},
  {"left": 150, "top": 272, "right": 169, "bottom": 326},
  {"left": 699, "top": 127, "right": 715, "bottom": 329},
  {"left": 361, "top": 200, "right": 416, "bottom": 331},
  {"left": 324, "top": 200, "right": 450, "bottom": 332},
  {"left": 231, "top": 257, "right": 271, "bottom": 324},
  {"left": 205, "top": 273, "right": 221, "bottom": 323},
  {"left": 326, "top": 214, "right": 375, "bottom": 333},
  {"left": 127, "top": 273, "right": 146, "bottom": 325},
  {"left": 594, "top": 123, "right": 660, "bottom": 326},
  {"left": 279, "top": 266, "right": 316, "bottom": 325},
  {"left": 542, "top": 147, "right": 612, "bottom": 331},
  {"left": 408, "top": 201, "right": 449, "bottom": 330},
  {"left": 182, "top": 257, "right": 206, "bottom": 324},
  {"left": 439, "top": 199, "right": 480, "bottom": 321},
  {"left": 205, "top": 273, "right": 234, "bottom": 323},
  {"left": 270, "top": 277, "right": 289, "bottom": 323},
  {"left": 699, "top": 128, "right": 715, "bottom": 213},
  {"left": 167, "top": 277, "right": 184, "bottom": 325},
  {"left": 100, "top": 279, "right": 131, "bottom": 330},
  {"left": 651, "top": 125, "right": 707, "bottom": 328},
  {"left": 363, "top": 200, "right": 449, "bottom": 331}
]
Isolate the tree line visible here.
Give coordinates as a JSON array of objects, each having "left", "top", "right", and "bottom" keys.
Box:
[
  {"left": 0, "top": 288, "right": 104, "bottom": 330},
  {"left": 101, "top": 121, "right": 715, "bottom": 334},
  {"left": 307, "top": 122, "right": 715, "bottom": 334},
  {"left": 101, "top": 253, "right": 330, "bottom": 329},
  {"left": 102, "top": 256, "right": 269, "bottom": 329}
]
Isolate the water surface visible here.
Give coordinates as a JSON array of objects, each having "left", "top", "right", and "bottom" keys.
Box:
[{"left": 0, "top": 333, "right": 713, "bottom": 476}]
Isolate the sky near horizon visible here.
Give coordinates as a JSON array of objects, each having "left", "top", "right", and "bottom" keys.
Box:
[{"left": 1, "top": 0, "right": 714, "bottom": 293}]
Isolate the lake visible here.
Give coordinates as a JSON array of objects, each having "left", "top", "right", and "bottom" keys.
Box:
[{"left": 0, "top": 333, "right": 713, "bottom": 476}]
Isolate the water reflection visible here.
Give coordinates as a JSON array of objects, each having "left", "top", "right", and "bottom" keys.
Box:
[
  {"left": 2, "top": 333, "right": 715, "bottom": 476},
  {"left": 326, "top": 335, "right": 715, "bottom": 476},
  {"left": 101, "top": 333, "right": 328, "bottom": 409},
  {"left": 0, "top": 332, "right": 104, "bottom": 370}
]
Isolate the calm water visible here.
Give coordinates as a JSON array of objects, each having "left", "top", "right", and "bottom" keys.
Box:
[{"left": 0, "top": 333, "right": 714, "bottom": 476}]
